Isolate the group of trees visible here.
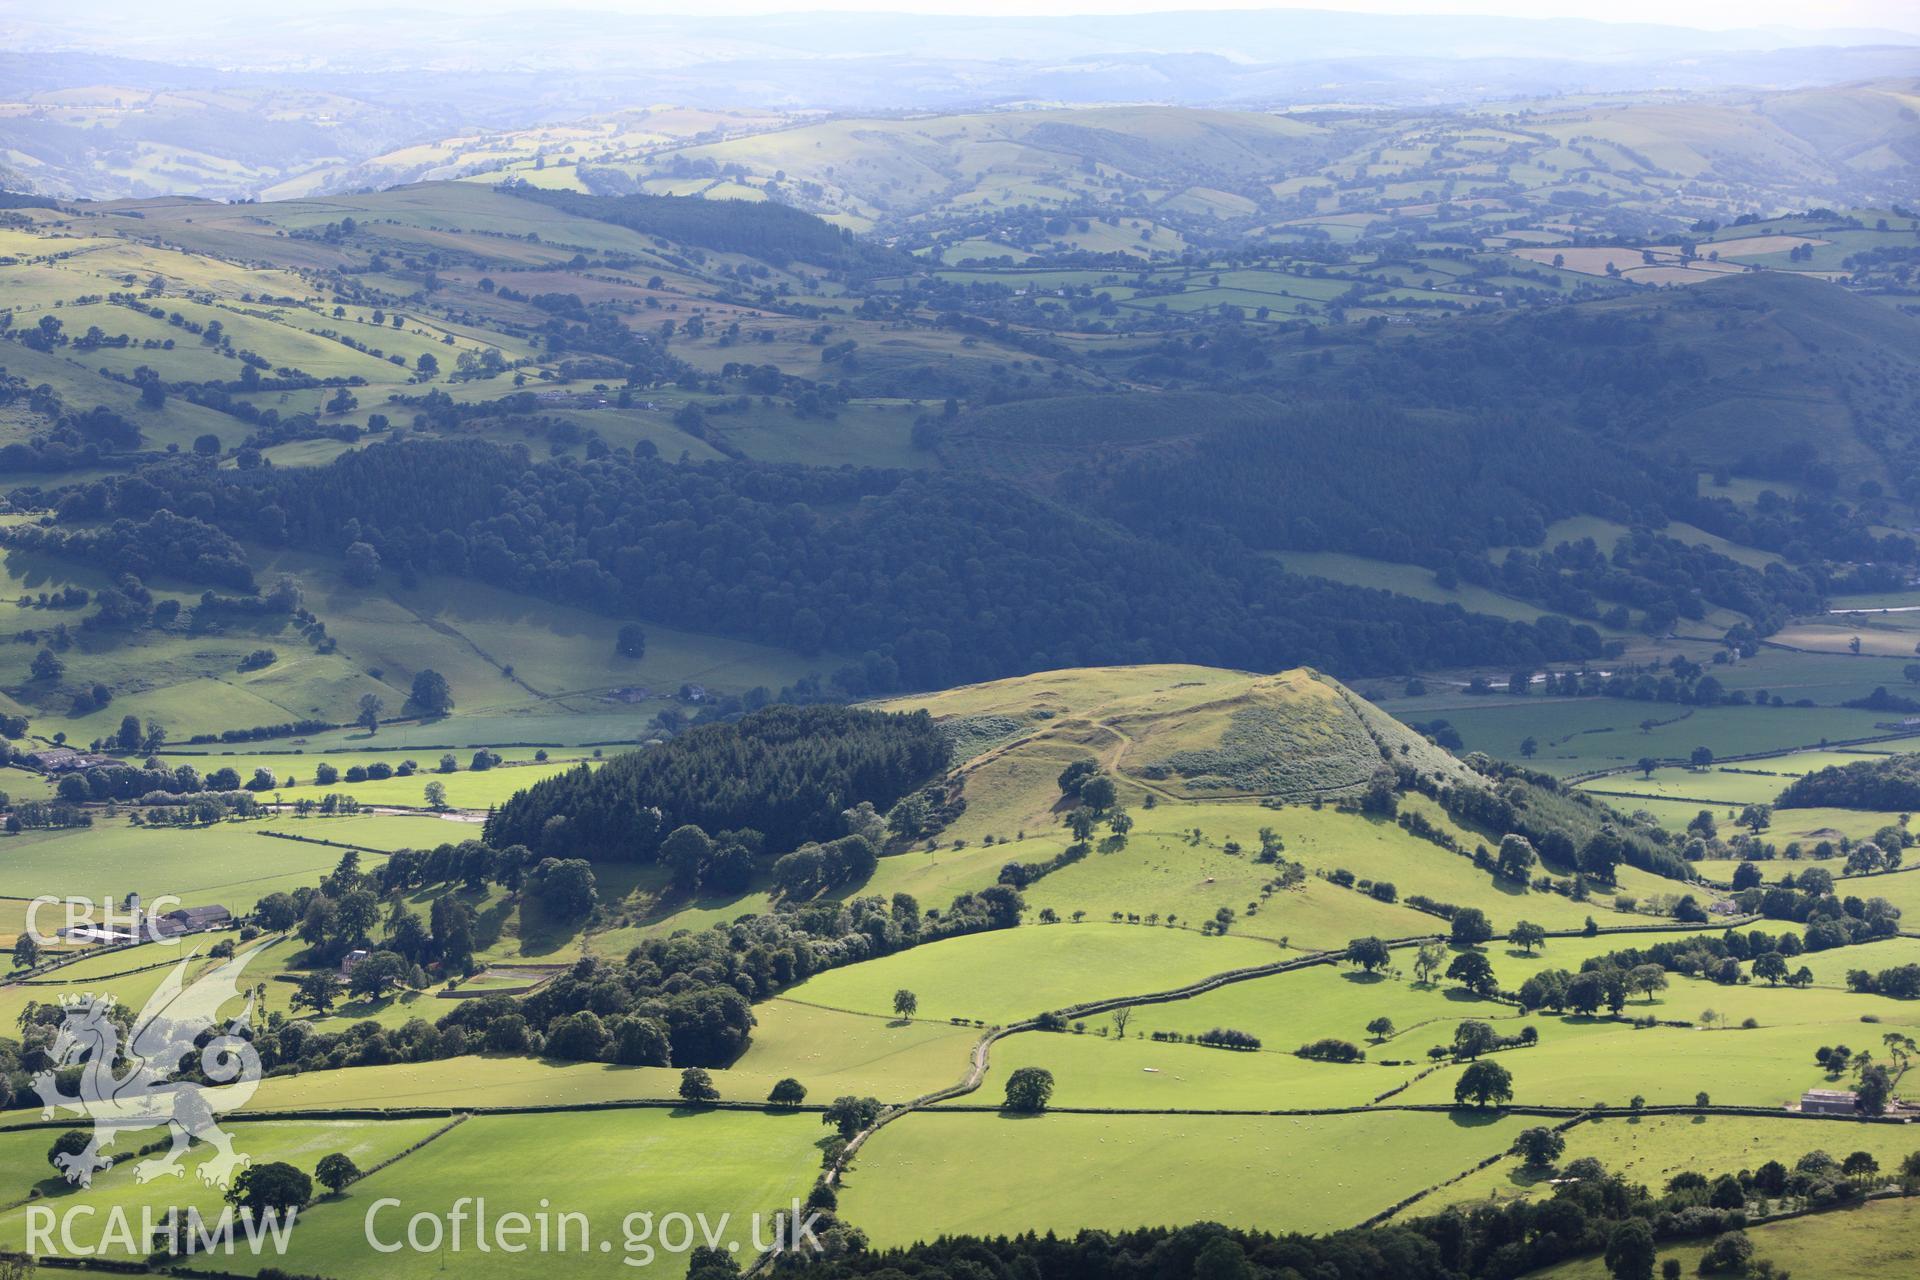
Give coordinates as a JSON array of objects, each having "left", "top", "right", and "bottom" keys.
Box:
[
  {"left": 1778, "top": 755, "right": 1920, "bottom": 811},
  {"left": 241, "top": 854, "right": 1021, "bottom": 1079},
  {"left": 485, "top": 704, "right": 948, "bottom": 863},
  {"left": 1424, "top": 762, "right": 1694, "bottom": 885}
]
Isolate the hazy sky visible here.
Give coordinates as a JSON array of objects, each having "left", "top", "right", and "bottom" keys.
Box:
[
  {"left": 50, "top": 0, "right": 1920, "bottom": 33},
  {"left": 621, "top": 0, "right": 1920, "bottom": 27}
]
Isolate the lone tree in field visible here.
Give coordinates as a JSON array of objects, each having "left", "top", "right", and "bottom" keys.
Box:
[
  {"left": 892, "top": 989, "right": 918, "bottom": 1019},
  {"left": 357, "top": 693, "right": 384, "bottom": 735},
  {"left": 1365, "top": 1016, "right": 1395, "bottom": 1042},
  {"left": 12, "top": 933, "right": 40, "bottom": 970},
  {"left": 1454, "top": 1059, "right": 1513, "bottom": 1109},
  {"left": 1004, "top": 1067, "right": 1054, "bottom": 1113},
  {"left": 291, "top": 971, "right": 340, "bottom": 1016},
  {"left": 227, "top": 1162, "right": 312, "bottom": 1219},
  {"left": 1452, "top": 1019, "right": 1498, "bottom": 1060},
  {"left": 1636, "top": 757, "right": 1658, "bottom": 779},
  {"left": 314, "top": 1153, "right": 360, "bottom": 1195},
  {"left": 1603, "top": 1218, "right": 1656, "bottom": 1280},
  {"left": 1753, "top": 952, "right": 1788, "bottom": 985},
  {"left": 1111, "top": 1007, "right": 1133, "bottom": 1039},
  {"left": 767, "top": 1078, "right": 808, "bottom": 1109},
  {"left": 616, "top": 623, "right": 647, "bottom": 659},
  {"left": 1450, "top": 908, "right": 1493, "bottom": 946},
  {"left": 1628, "top": 964, "right": 1669, "bottom": 1003},
  {"left": 408, "top": 669, "right": 454, "bottom": 717},
  {"left": 1509, "top": 921, "right": 1546, "bottom": 955},
  {"left": 424, "top": 780, "right": 449, "bottom": 810},
  {"left": 1413, "top": 940, "right": 1448, "bottom": 985},
  {"left": 1512, "top": 1126, "right": 1565, "bottom": 1170},
  {"left": 1346, "top": 936, "right": 1391, "bottom": 973},
  {"left": 678, "top": 1067, "right": 721, "bottom": 1104},
  {"left": 1446, "top": 951, "right": 1498, "bottom": 996}
]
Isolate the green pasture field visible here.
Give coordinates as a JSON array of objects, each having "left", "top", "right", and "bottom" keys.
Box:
[
  {"left": 1786, "top": 935, "right": 1920, "bottom": 987},
  {"left": 247, "top": 1001, "right": 973, "bottom": 1113},
  {"left": 291, "top": 714, "right": 659, "bottom": 752},
  {"left": 1623, "top": 800, "right": 1904, "bottom": 843},
  {"left": 251, "top": 547, "right": 816, "bottom": 723},
  {"left": 270, "top": 757, "right": 600, "bottom": 810},
  {"left": 1708, "top": 647, "right": 1915, "bottom": 706},
  {"left": 1687, "top": 854, "right": 1909, "bottom": 886},
  {"left": 590, "top": 834, "right": 1016, "bottom": 957},
  {"left": 1279, "top": 550, "right": 1598, "bottom": 627},
  {"left": 783, "top": 923, "right": 1283, "bottom": 1026},
  {"left": 1579, "top": 748, "right": 1913, "bottom": 809},
  {"left": 0, "top": 931, "right": 278, "bottom": 1030},
  {"left": 436, "top": 405, "right": 727, "bottom": 465},
  {"left": 1400, "top": 700, "right": 1892, "bottom": 778},
  {"left": 729, "top": 998, "right": 979, "bottom": 1100},
  {"left": 0, "top": 1117, "right": 450, "bottom": 1260},
  {"left": 0, "top": 817, "right": 355, "bottom": 909},
  {"left": 156, "top": 745, "right": 554, "bottom": 775},
  {"left": 1015, "top": 796, "right": 1691, "bottom": 944},
  {"left": 690, "top": 398, "right": 932, "bottom": 470},
  {"left": 1835, "top": 868, "right": 1920, "bottom": 927},
  {"left": 1526, "top": 1196, "right": 1920, "bottom": 1279},
  {"left": 0, "top": 766, "right": 58, "bottom": 801},
  {"left": 1442, "top": 1113, "right": 1920, "bottom": 1216},
  {"left": 1107, "top": 962, "right": 1517, "bottom": 1054},
  {"left": 1394, "top": 1018, "right": 1891, "bottom": 1109},
  {"left": 1016, "top": 830, "right": 1439, "bottom": 951},
  {"left": 841, "top": 1109, "right": 1534, "bottom": 1244},
  {"left": 1462, "top": 930, "right": 1796, "bottom": 990},
  {"left": 965, "top": 1026, "right": 1414, "bottom": 1110},
  {"left": 215, "top": 1110, "right": 820, "bottom": 1279}
]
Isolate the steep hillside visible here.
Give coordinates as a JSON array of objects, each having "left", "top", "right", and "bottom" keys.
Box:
[{"left": 877, "top": 664, "right": 1479, "bottom": 824}]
